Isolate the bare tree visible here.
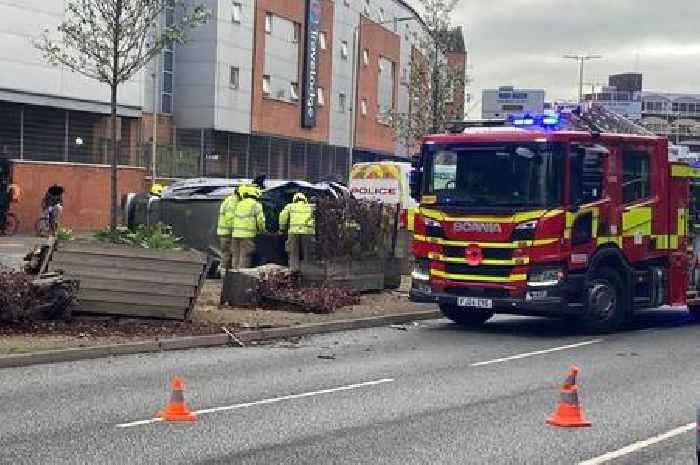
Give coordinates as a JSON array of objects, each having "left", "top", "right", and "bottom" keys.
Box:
[
  {"left": 393, "top": 0, "right": 465, "bottom": 153},
  {"left": 35, "top": 0, "right": 209, "bottom": 230}
]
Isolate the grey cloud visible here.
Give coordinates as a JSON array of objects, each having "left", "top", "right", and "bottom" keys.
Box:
[{"left": 446, "top": 0, "right": 700, "bottom": 114}]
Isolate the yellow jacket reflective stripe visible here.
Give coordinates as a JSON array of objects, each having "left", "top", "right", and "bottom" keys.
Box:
[
  {"left": 217, "top": 193, "right": 239, "bottom": 236},
  {"left": 279, "top": 201, "right": 315, "bottom": 235},
  {"left": 232, "top": 198, "right": 265, "bottom": 238}
]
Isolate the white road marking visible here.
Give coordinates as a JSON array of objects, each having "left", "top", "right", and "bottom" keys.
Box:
[
  {"left": 579, "top": 422, "right": 696, "bottom": 465},
  {"left": 470, "top": 339, "right": 603, "bottom": 367},
  {"left": 117, "top": 378, "right": 394, "bottom": 428}
]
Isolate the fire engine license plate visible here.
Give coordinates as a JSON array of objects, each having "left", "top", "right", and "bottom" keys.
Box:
[{"left": 457, "top": 297, "right": 493, "bottom": 309}]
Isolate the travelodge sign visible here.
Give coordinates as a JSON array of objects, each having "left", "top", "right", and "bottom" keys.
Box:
[{"left": 301, "top": 0, "right": 321, "bottom": 128}]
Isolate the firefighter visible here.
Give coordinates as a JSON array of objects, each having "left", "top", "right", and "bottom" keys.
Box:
[
  {"left": 150, "top": 183, "right": 165, "bottom": 197},
  {"left": 216, "top": 185, "right": 242, "bottom": 272},
  {"left": 279, "top": 192, "right": 314, "bottom": 272},
  {"left": 231, "top": 185, "right": 265, "bottom": 269}
]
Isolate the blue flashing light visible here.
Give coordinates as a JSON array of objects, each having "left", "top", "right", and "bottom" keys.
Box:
[{"left": 508, "top": 112, "right": 561, "bottom": 129}]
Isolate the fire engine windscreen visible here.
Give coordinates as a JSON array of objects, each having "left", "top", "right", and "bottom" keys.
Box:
[{"left": 425, "top": 143, "right": 564, "bottom": 209}]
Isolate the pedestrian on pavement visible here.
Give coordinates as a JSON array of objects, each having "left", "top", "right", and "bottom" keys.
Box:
[
  {"left": 217, "top": 185, "right": 242, "bottom": 272},
  {"left": 278, "top": 191, "right": 314, "bottom": 273},
  {"left": 231, "top": 185, "right": 266, "bottom": 270}
]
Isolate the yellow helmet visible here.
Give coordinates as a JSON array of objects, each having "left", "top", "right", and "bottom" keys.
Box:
[
  {"left": 150, "top": 183, "right": 164, "bottom": 196},
  {"left": 293, "top": 192, "right": 307, "bottom": 203}
]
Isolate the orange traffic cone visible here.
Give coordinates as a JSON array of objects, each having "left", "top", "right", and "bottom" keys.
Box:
[
  {"left": 158, "top": 377, "right": 196, "bottom": 422},
  {"left": 546, "top": 366, "right": 591, "bottom": 428}
]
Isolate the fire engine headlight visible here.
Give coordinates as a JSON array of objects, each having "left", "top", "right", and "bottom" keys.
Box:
[
  {"left": 527, "top": 266, "right": 565, "bottom": 287},
  {"left": 411, "top": 259, "right": 431, "bottom": 281},
  {"left": 511, "top": 220, "right": 538, "bottom": 241}
]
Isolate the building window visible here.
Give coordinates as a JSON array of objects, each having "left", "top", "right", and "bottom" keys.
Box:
[
  {"left": 378, "top": 7, "right": 384, "bottom": 22},
  {"left": 361, "top": 98, "right": 368, "bottom": 116},
  {"left": 340, "top": 41, "right": 349, "bottom": 59},
  {"left": 290, "top": 82, "right": 299, "bottom": 101},
  {"left": 319, "top": 31, "right": 327, "bottom": 50},
  {"left": 318, "top": 87, "right": 325, "bottom": 106},
  {"left": 363, "top": 5, "right": 370, "bottom": 17},
  {"left": 263, "top": 75, "right": 271, "bottom": 95},
  {"left": 230, "top": 66, "right": 239, "bottom": 89},
  {"left": 680, "top": 103, "right": 688, "bottom": 112},
  {"left": 672, "top": 102, "right": 679, "bottom": 112},
  {"left": 290, "top": 23, "right": 300, "bottom": 43},
  {"left": 362, "top": 49, "right": 369, "bottom": 66},
  {"left": 377, "top": 56, "right": 394, "bottom": 123},
  {"left": 162, "top": 46, "right": 174, "bottom": 114},
  {"left": 623, "top": 150, "right": 651, "bottom": 204},
  {"left": 265, "top": 13, "right": 273, "bottom": 33},
  {"left": 339, "top": 93, "right": 347, "bottom": 112},
  {"left": 232, "top": 2, "right": 241, "bottom": 23},
  {"left": 162, "top": 93, "right": 173, "bottom": 114}
]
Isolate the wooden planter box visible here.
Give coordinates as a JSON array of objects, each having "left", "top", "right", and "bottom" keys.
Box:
[
  {"left": 300, "top": 258, "right": 385, "bottom": 291},
  {"left": 48, "top": 240, "right": 207, "bottom": 320}
]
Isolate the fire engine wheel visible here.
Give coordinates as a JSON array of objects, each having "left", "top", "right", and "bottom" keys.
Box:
[
  {"left": 583, "top": 267, "right": 627, "bottom": 333},
  {"left": 439, "top": 303, "right": 494, "bottom": 328}
]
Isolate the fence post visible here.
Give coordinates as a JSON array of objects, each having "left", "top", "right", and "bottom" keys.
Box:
[
  {"left": 199, "top": 128, "right": 205, "bottom": 177},
  {"left": 19, "top": 105, "right": 24, "bottom": 160},
  {"left": 245, "top": 134, "right": 251, "bottom": 178}
]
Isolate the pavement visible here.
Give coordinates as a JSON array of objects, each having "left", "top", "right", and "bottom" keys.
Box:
[
  {"left": 0, "top": 308, "right": 699, "bottom": 464},
  {"left": 0, "top": 235, "right": 39, "bottom": 269}
]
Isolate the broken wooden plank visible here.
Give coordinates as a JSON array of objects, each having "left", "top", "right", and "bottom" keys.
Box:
[
  {"left": 52, "top": 252, "right": 205, "bottom": 274},
  {"left": 75, "top": 300, "right": 185, "bottom": 319},
  {"left": 77, "top": 277, "right": 195, "bottom": 297},
  {"left": 57, "top": 240, "right": 206, "bottom": 263},
  {"left": 78, "top": 289, "right": 190, "bottom": 308},
  {"left": 56, "top": 264, "right": 200, "bottom": 286}
]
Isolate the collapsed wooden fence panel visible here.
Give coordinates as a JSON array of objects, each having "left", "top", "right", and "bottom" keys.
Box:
[{"left": 48, "top": 240, "right": 207, "bottom": 320}]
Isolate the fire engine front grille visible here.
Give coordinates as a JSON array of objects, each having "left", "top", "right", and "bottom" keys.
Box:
[
  {"left": 444, "top": 263, "right": 514, "bottom": 277},
  {"left": 443, "top": 246, "right": 513, "bottom": 261}
]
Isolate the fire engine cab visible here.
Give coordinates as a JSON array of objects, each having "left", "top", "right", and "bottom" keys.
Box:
[{"left": 409, "top": 103, "right": 700, "bottom": 332}]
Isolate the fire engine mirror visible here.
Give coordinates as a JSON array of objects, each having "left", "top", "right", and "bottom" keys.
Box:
[{"left": 409, "top": 170, "right": 422, "bottom": 201}]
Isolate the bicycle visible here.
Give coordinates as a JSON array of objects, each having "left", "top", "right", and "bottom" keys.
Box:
[
  {"left": 35, "top": 204, "right": 62, "bottom": 237},
  {"left": 0, "top": 210, "right": 18, "bottom": 236}
]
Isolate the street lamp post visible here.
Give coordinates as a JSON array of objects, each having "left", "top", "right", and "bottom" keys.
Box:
[
  {"left": 563, "top": 54, "right": 602, "bottom": 104},
  {"left": 348, "top": 16, "right": 416, "bottom": 179}
]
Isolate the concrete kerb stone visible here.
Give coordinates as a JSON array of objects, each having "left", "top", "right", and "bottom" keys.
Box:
[
  {"left": 0, "top": 341, "right": 161, "bottom": 369},
  {"left": 0, "top": 309, "right": 441, "bottom": 369}
]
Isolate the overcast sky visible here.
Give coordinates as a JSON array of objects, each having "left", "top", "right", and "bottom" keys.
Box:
[{"left": 448, "top": 0, "right": 700, "bottom": 117}]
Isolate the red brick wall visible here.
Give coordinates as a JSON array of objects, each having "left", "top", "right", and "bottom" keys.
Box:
[
  {"left": 251, "top": 0, "right": 333, "bottom": 142},
  {"left": 9, "top": 160, "right": 146, "bottom": 233},
  {"left": 354, "top": 18, "right": 400, "bottom": 155}
]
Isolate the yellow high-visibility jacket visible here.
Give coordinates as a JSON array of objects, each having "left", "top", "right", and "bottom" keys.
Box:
[
  {"left": 279, "top": 200, "right": 315, "bottom": 235},
  {"left": 217, "top": 192, "right": 239, "bottom": 237},
  {"left": 232, "top": 197, "right": 265, "bottom": 238}
]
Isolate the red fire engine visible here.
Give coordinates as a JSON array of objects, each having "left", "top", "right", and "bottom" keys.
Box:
[{"left": 409, "top": 104, "right": 700, "bottom": 332}]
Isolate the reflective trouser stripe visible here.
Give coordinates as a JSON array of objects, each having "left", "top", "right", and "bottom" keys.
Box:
[
  {"left": 560, "top": 389, "right": 579, "bottom": 405},
  {"left": 171, "top": 389, "right": 184, "bottom": 403}
]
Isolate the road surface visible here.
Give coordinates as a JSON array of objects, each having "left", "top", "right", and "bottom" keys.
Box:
[{"left": 0, "top": 309, "right": 698, "bottom": 464}]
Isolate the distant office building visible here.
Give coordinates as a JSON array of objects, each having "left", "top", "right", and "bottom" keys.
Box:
[
  {"left": 583, "top": 85, "right": 642, "bottom": 120},
  {"left": 609, "top": 73, "right": 642, "bottom": 93},
  {"left": 481, "top": 86, "right": 545, "bottom": 119},
  {"left": 641, "top": 91, "right": 700, "bottom": 145}
]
